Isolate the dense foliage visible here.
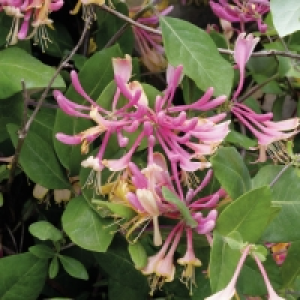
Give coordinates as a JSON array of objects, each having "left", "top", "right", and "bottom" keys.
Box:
[{"left": 1, "top": 0, "right": 300, "bottom": 299}]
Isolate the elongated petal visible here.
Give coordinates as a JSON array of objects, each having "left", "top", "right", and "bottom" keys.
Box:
[
  {"left": 112, "top": 54, "right": 132, "bottom": 83},
  {"left": 56, "top": 133, "right": 82, "bottom": 144}
]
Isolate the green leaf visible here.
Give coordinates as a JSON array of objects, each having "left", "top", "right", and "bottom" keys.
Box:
[
  {"left": 7, "top": 123, "right": 70, "bottom": 189},
  {"left": 271, "top": 0, "right": 300, "bottom": 37},
  {"left": 225, "top": 130, "right": 256, "bottom": 149},
  {"left": 209, "top": 232, "right": 241, "bottom": 292},
  {"left": 28, "top": 108, "right": 56, "bottom": 145},
  {"left": 49, "top": 256, "right": 59, "bottom": 279},
  {"left": 53, "top": 45, "right": 122, "bottom": 175},
  {"left": 108, "top": 279, "right": 147, "bottom": 300},
  {"left": 191, "top": 269, "right": 212, "bottom": 300},
  {"left": 29, "top": 221, "right": 63, "bottom": 241},
  {"left": 0, "top": 192, "right": 3, "bottom": 207},
  {"left": 252, "top": 245, "right": 268, "bottom": 262},
  {"left": 95, "top": 3, "right": 134, "bottom": 54},
  {"left": 281, "top": 241, "right": 300, "bottom": 287},
  {"left": 0, "top": 252, "right": 48, "bottom": 300},
  {"left": 58, "top": 255, "right": 89, "bottom": 280},
  {"left": 215, "top": 186, "right": 272, "bottom": 243},
  {"left": 29, "top": 245, "right": 56, "bottom": 259},
  {"left": 224, "top": 231, "right": 245, "bottom": 250},
  {"left": 253, "top": 165, "right": 300, "bottom": 242},
  {"left": 94, "top": 237, "right": 148, "bottom": 294},
  {"left": 237, "top": 256, "right": 281, "bottom": 295},
  {"left": 128, "top": 242, "right": 148, "bottom": 270},
  {"left": 162, "top": 187, "right": 197, "bottom": 228},
  {"left": 142, "top": 83, "right": 161, "bottom": 109},
  {"left": 62, "top": 196, "right": 116, "bottom": 252},
  {"left": 211, "top": 147, "right": 252, "bottom": 199},
  {"left": 160, "top": 16, "right": 233, "bottom": 97},
  {"left": 0, "top": 47, "right": 65, "bottom": 99},
  {"left": 92, "top": 199, "right": 136, "bottom": 219},
  {"left": 0, "top": 93, "right": 23, "bottom": 142}
]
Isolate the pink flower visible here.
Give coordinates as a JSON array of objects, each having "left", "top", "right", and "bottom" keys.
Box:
[
  {"left": 177, "top": 228, "right": 202, "bottom": 294},
  {"left": 232, "top": 102, "right": 299, "bottom": 162},
  {"left": 210, "top": 0, "right": 269, "bottom": 33},
  {"left": 2, "top": 0, "right": 64, "bottom": 47},
  {"left": 253, "top": 255, "right": 285, "bottom": 299},
  {"left": 205, "top": 245, "right": 251, "bottom": 300},
  {"left": 55, "top": 56, "right": 230, "bottom": 190},
  {"left": 141, "top": 223, "right": 183, "bottom": 295},
  {"left": 128, "top": 2, "right": 173, "bottom": 72},
  {"left": 233, "top": 33, "right": 260, "bottom": 100}
]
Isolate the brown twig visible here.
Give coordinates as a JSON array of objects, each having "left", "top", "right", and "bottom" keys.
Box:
[
  {"left": 100, "top": 4, "right": 161, "bottom": 35},
  {"left": 237, "top": 73, "right": 279, "bottom": 103},
  {"left": 218, "top": 48, "right": 300, "bottom": 60},
  {"left": 104, "top": 3, "right": 154, "bottom": 48},
  {"left": 6, "top": 18, "right": 91, "bottom": 193}
]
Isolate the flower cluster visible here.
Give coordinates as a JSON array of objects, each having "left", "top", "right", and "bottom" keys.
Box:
[
  {"left": 100, "top": 154, "right": 224, "bottom": 295},
  {"left": 54, "top": 54, "right": 230, "bottom": 193},
  {"left": 54, "top": 54, "right": 231, "bottom": 293},
  {"left": 0, "top": 0, "right": 64, "bottom": 47},
  {"left": 231, "top": 33, "right": 299, "bottom": 161},
  {"left": 209, "top": 0, "right": 270, "bottom": 33}
]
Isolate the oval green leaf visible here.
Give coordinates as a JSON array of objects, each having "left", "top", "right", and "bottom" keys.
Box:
[
  {"left": 128, "top": 241, "right": 148, "bottom": 270},
  {"left": 162, "top": 187, "right": 197, "bottom": 228},
  {"left": 29, "top": 244, "right": 56, "bottom": 259},
  {"left": 215, "top": 186, "right": 272, "bottom": 243},
  {"left": 253, "top": 165, "right": 300, "bottom": 242},
  {"left": 0, "top": 47, "right": 65, "bottom": 99},
  {"left": 211, "top": 147, "right": 251, "bottom": 200},
  {"left": 29, "top": 221, "right": 63, "bottom": 241},
  {"left": 271, "top": 0, "right": 300, "bottom": 37},
  {"left": 160, "top": 16, "right": 233, "bottom": 97},
  {"left": 58, "top": 255, "right": 89, "bottom": 280},
  {"left": 7, "top": 123, "right": 70, "bottom": 189},
  {"left": 0, "top": 252, "right": 48, "bottom": 300},
  {"left": 62, "top": 196, "right": 116, "bottom": 252},
  {"left": 49, "top": 256, "right": 59, "bottom": 279}
]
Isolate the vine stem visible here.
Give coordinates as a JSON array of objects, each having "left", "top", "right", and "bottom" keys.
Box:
[
  {"left": 104, "top": 3, "right": 154, "bottom": 48},
  {"left": 100, "top": 4, "right": 161, "bottom": 35},
  {"left": 6, "top": 18, "right": 91, "bottom": 192},
  {"left": 219, "top": 48, "right": 300, "bottom": 60}
]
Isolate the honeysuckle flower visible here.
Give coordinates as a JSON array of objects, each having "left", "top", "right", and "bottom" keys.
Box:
[
  {"left": 3, "top": 6, "right": 23, "bottom": 45},
  {"left": 112, "top": 54, "right": 148, "bottom": 106},
  {"left": 121, "top": 152, "right": 173, "bottom": 245},
  {"left": 177, "top": 227, "right": 202, "bottom": 295},
  {"left": 205, "top": 245, "right": 251, "bottom": 300},
  {"left": 253, "top": 254, "right": 285, "bottom": 300},
  {"left": 54, "top": 189, "right": 72, "bottom": 204},
  {"left": 128, "top": 0, "right": 173, "bottom": 72},
  {"left": 142, "top": 223, "right": 184, "bottom": 295},
  {"left": 70, "top": 0, "right": 105, "bottom": 22},
  {"left": 233, "top": 33, "right": 260, "bottom": 101},
  {"left": 33, "top": 184, "right": 49, "bottom": 200},
  {"left": 54, "top": 56, "right": 230, "bottom": 194},
  {"left": 2, "top": 0, "right": 64, "bottom": 48},
  {"left": 266, "top": 243, "right": 290, "bottom": 266},
  {"left": 232, "top": 102, "right": 299, "bottom": 162},
  {"left": 209, "top": 0, "right": 269, "bottom": 33}
]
